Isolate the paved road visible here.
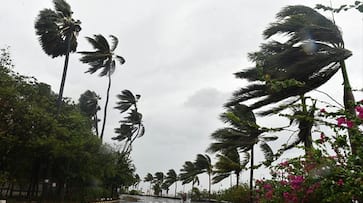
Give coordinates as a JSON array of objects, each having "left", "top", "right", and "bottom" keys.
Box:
[{"left": 120, "top": 195, "right": 189, "bottom": 203}]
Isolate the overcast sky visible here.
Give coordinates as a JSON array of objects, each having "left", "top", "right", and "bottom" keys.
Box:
[{"left": 1, "top": 0, "right": 362, "bottom": 193}]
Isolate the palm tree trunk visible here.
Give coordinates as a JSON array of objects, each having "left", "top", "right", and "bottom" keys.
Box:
[
  {"left": 340, "top": 61, "right": 358, "bottom": 154},
  {"left": 236, "top": 172, "right": 240, "bottom": 187},
  {"left": 174, "top": 182, "right": 177, "bottom": 197},
  {"left": 300, "top": 95, "right": 313, "bottom": 153},
  {"left": 56, "top": 35, "right": 72, "bottom": 114},
  {"left": 249, "top": 144, "right": 254, "bottom": 203},
  {"left": 100, "top": 71, "right": 112, "bottom": 141},
  {"left": 208, "top": 173, "right": 211, "bottom": 197},
  {"left": 94, "top": 113, "right": 99, "bottom": 136}
]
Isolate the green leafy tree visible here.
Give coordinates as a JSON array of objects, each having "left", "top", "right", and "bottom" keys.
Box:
[
  {"left": 78, "top": 34, "right": 125, "bottom": 141},
  {"left": 0, "top": 53, "right": 137, "bottom": 201},
  {"left": 35, "top": 0, "right": 81, "bottom": 112},
  {"left": 213, "top": 149, "right": 249, "bottom": 187},
  {"left": 208, "top": 104, "right": 277, "bottom": 200}
]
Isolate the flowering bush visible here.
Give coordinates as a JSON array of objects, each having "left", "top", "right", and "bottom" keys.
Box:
[{"left": 254, "top": 100, "right": 363, "bottom": 202}]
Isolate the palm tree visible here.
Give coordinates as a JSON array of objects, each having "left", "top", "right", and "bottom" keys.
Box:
[
  {"left": 78, "top": 34, "right": 125, "bottom": 141},
  {"left": 133, "top": 174, "right": 141, "bottom": 190},
  {"left": 153, "top": 172, "right": 164, "bottom": 196},
  {"left": 207, "top": 104, "right": 277, "bottom": 200},
  {"left": 226, "top": 5, "right": 358, "bottom": 153},
  {"left": 179, "top": 161, "right": 200, "bottom": 190},
  {"left": 213, "top": 149, "right": 249, "bottom": 187},
  {"left": 79, "top": 90, "right": 101, "bottom": 136},
  {"left": 35, "top": 0, "right": 81, "bottom": 113},
  {"left": 144, "top": 173, "right": 153, "bottom": 195},
  {"left": 280, "top": 97, "right": 317, "bottom": 154},
  {"left": 194, "top": 154, "right": 213, "bottom": 196},
  {"left": 165, "top": 169, "right": 179, "bottom": 197},
  {"left": 161, "top": 182, "right": 171, "bottom": 196},
  {"left": 113, "top": 90, "right": 144, "bottom": 154}
]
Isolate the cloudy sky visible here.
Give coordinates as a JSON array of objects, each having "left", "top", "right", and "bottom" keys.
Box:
[{"left": 1, "top": 0, "right": 362, "bottom": 192}]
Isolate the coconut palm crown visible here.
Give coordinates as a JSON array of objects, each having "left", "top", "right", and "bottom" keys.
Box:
[{"left": 226, "top": 5, "right": 352, "bottom": 116}]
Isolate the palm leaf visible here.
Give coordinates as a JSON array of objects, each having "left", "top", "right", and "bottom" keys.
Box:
[
  {"left": 53, "top": 0, "right": 72, "bottom": 17},
  {"left": 260, "top": 141, "right": 274, "bottom": 166},
  {"left": 109, "top": 35, "right": 119, "bottom": 52}
]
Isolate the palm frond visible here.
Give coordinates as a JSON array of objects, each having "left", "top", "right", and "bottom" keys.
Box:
[
  {"left": 109, "top": 35, "right": 119, "bottom": 52},
  {"left": 53, "top": 0, "right": 72, "bottom": 17},
  {"left": 115, "top": 89, "right": 137, "bottom": 113},
  {"left": 260, "top": 141, "right": 274, "bottom": 166},
  {"left": 116, "top": 55, "right": 126, "bottom": 65},
  {"left": 212, "top": 173, "right": 230, "bottom": 184}
]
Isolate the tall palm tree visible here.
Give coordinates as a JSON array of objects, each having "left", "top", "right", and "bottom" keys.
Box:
[
  {"left": 153, "top": 172, "right": 165, "bottom": 196},
  {"left": 207, "top": 104, "right": 277, "bottom": 200},
  {"left": 194, "top": 154, "right": 213, "bottom": 196},
  {"left": 35, "top": 0, "right": 81, "bottom": 113},
  {"left": 165, "top": 169, "right": 178, "bottom": 197},
  {"left": 79, "top": 90, "right": 101, "bottom": 136},
  {"left": 113, "top": 90, "right": 144, "bottom": 154},
  {"left": 213, "top": 149, "right": 249, "bottom": 187},
  {"left": 226, "top": 5, "right": 358, "bottom": 153},
  {"left": 144, "top": 173, "right": 153, "bottom": 195},
  {"left": 78, "top": 34, "right": 125, "bottom": 141}
]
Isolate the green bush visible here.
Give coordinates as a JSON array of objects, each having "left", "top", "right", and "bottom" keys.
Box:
[{"left": 217, "top": 185, "right": 250, "bottom": 203}]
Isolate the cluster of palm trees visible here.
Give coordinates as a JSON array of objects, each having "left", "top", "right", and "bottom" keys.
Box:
[
  {"left": 142, "top": 152, "right": 245, "bottom": 198},
  {"left": 35, "top": 0, "right": 144, "bottom": 150},
  {"left": 142, "top": 4, "right": 360, "bottom": 200}
]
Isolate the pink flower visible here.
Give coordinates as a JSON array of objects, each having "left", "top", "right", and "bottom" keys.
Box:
[
  {"left": 265, "top": 190, "right": 273, "bottom": 200},
  {"left": 279, "top": 161, "right": 289, "bottom": 167},
  {"left": 280, "top": 180, "right": 288, "bottom": 185},
  {"left": 320, "top": 108, "right": 326, "bottom": 113},
  {"left": 337, "top": 117, "right": 346, "bottom": 126},
  {"left": 320, "top": 132, "right": 326, "bottom": 142},
  {"left": 337, "top": 178, "right": 344, "bottom": 186},
  {"left": 283, "top": 192, "right": 290, "bottom": 199},
  {"left": 263, "top": 183, "right": 272, "bottom": 190},
  {"left": 356, "top": 106, "right": 363, "bottom": 119},
  {"left": 289, "top": 175, "right": 304, "bottom": 190},
  {"left": 356, "top": 106, "right": 363, "bottom": 113},
  {"left": 346, "top": 120, "right": 354, "bottom": 128}
]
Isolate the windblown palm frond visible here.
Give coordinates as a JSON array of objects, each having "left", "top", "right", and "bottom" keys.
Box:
[
  {"left": 35, "top": 0, "right": 81, "bottom": 58},
  {"left": 212, "top": 149, "right": 248, "bottom": 186},
  {"left": 79, "top": 34, "right": 125, "bottom": 77},
  {"left": 115, "top": 89, "right": 139, "bottom": 113},
  {"left": 179, "top": 161, "right": 199, "bottom": 185},
  {"left": 227, "top": 5, "right": 352, "bottom": 116}
]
